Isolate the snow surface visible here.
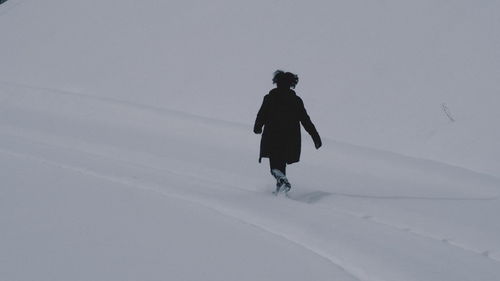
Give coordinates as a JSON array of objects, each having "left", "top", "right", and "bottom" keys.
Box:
[{"left": 1, "top": 1, "right": 500, "bottom": 281}]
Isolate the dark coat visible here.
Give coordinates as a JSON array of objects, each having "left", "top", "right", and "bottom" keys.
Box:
[{"left": 254, "top": 88, "right": 321, "bottom": 164}]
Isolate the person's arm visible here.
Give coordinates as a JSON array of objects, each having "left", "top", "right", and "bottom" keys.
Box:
[
  {"left": 254, "top": 96, "right": 268, "bottom": 134},
  {"left": 298, "top": 98, "right": 322, "bottom": 149}
]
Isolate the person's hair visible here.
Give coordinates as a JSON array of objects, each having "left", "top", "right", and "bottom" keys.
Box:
[{"left": 272, "top": 70, "right": 299, "bottom": 89}]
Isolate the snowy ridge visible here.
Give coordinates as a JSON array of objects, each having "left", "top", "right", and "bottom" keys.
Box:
[
  {"left": 1, "top": 0, "right": 499, "bottom": 175},
  {"left": 2, "top": 84, "right": 500, "bottom": 280}
]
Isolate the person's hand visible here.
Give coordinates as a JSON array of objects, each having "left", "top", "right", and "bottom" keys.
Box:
[
  {"left": 314, "top": 139, "right": 322, "bottom": 149},
  {"left": 254, "top": 127, "right": 262, "bottom": 134},
  {"left": 313, "top": 135, "right": 322, "bottom": 149}
]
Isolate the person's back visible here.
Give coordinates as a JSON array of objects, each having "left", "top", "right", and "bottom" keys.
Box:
[
  {"left": 263, "top": 87, "right": 302, "bottom": 135},
  {"left": 254, "top": 70, "right": 322, "bottom": 195}
]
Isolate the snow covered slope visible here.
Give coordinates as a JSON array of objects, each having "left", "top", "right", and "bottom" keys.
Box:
[
  {"left": 1, "top": 1, "right": 500, "bottom": 281},
  {"left": 1, "top": 81, "right": 500, "bottom": 281}
]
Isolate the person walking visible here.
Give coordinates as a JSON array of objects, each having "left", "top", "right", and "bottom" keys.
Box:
[{"left": 254, "top": 70, "right": 322, "bottom": 194}]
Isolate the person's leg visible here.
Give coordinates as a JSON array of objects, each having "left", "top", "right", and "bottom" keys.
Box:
[
  {"left": 269, "top": 156, "right": 290, "bottom": 192},
  {"left": 269, "top": 157, "right": 286, "bottom": 175}
]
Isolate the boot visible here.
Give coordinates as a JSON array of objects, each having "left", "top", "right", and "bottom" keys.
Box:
[{"left": 271, "top": 169, "right": 291, "bottom": 193}]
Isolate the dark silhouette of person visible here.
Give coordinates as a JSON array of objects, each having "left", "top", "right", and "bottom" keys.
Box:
[{"left": 254, "top": 70, "right": 322, "bottom": 194}]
